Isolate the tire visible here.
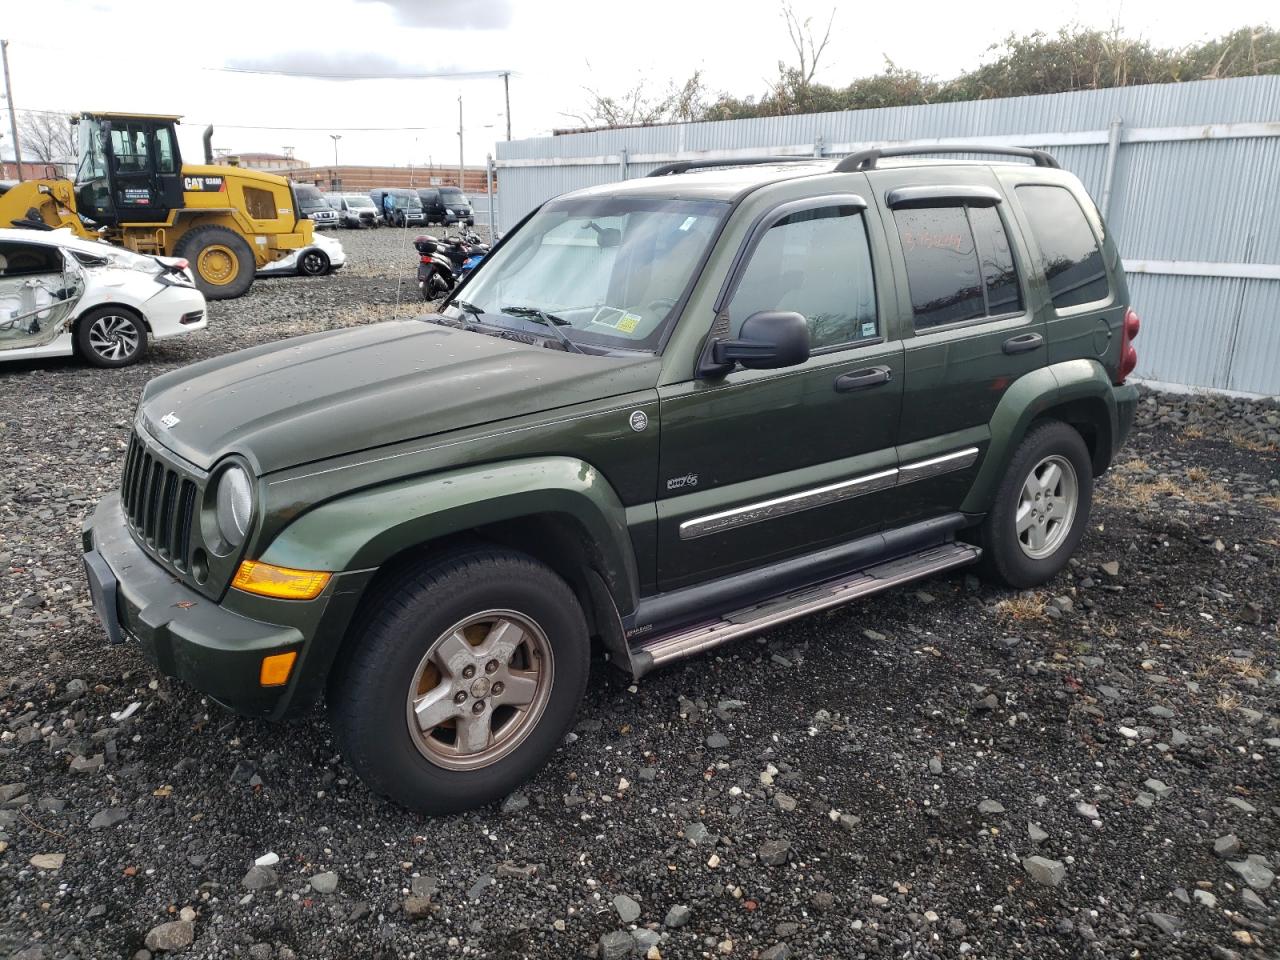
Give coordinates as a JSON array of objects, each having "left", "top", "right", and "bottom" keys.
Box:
[
  {"left": 174, "top": 225, "right": 255, "bottom": 300},
  {"left": 75, "top": 306, "right": 148, "bottom": 368},
  {"left": 978, "top": 420, "right": 1093, "bottom": 589},
  {"left": 329, "top": 548, "right": 590, "bottom": 814},
  {"left": 298, "top": 247, "right": 330, "bottom": 277}
]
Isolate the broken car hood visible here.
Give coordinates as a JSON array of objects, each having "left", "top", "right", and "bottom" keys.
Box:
[{"left": 138, "top": 319, "right": 658, "bottom": 473}]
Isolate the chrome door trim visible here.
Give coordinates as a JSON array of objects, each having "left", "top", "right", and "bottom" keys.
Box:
[
  {"left": 679, "top": 468, "right": 898, "bottom": 540},
  {"left": 677, "top": 446, "right": 980, "bottom": 541},
  {"left": 897, "top": 446, "right": 980, "bottom": 483}
]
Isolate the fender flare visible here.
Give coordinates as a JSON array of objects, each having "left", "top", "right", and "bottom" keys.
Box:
[
  {"left": 258, "top": 456, "right": 639, "bottom": 613},
  {"left": 961, "top": 358, "right": 1118, "bottom": 514}
]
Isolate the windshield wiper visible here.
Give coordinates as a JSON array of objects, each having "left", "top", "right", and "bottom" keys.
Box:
[
  {"left": 451, "top": 299, "right": 482, "bottom": 317},
  {"left": 500, "top": 305, "right": 585, "bottom": 354}
]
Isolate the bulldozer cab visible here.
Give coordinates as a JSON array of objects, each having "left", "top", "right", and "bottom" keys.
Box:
[{"left": 74, "top": 113, "right": 184, "bottom": 226}]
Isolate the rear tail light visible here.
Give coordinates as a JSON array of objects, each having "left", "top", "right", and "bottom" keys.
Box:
[
  {"left": 1116, "top": 307, "right": 1140, "bottom": 384},
  {"left": 419, "top": 255, "right": 433, "bottom": 264}
]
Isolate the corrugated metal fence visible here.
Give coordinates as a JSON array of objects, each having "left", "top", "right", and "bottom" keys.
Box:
[{"left": 495, "top": 76, "right": 1280, "bottom": 396}]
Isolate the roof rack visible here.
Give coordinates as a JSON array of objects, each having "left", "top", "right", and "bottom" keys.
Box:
[
  {"left": 647, "top": 156, "right": 820, "bottom": 177},
  {"left": 833, "top": 144, "right": 1059, "bottom": 173}
]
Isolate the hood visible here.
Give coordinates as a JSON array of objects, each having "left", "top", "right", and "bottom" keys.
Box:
[{"left": 138, "top": 320, "right": 659, "bottom": 474}]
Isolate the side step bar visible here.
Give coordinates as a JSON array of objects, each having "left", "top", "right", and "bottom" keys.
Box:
[{"left": 630, "top": 541, "right": 980, "bottom": 675}]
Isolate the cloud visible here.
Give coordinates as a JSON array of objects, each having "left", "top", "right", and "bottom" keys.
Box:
[
  {"left": 353, "top": 0, "right": 513, "bottom": 30},
  {"left": 224, "top": 50, "right": 471, "bottom": 80}
]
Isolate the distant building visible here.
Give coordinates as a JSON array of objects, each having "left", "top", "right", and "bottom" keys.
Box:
[
  {"left": 218, "top": 152, "right": 307, "bottom": 172},
  {"left": 0, "top": 160, "right": 68, "bottom": 180},
  {"left": 286, "top": 164, "right": 493, "bottom": 195}
]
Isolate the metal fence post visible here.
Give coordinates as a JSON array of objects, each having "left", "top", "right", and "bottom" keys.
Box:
[
  {"left": 814, "top": 136, "right": 825, "bottom": 158},
  {"left": 619, "top": 147, "right": 629, "bottom": 181},
  {"left": 1100, "top": 117, "right": 1124, "bottom": 218},
  {"left": 486, "top": 153, "right": 496, "bottom": 236}
]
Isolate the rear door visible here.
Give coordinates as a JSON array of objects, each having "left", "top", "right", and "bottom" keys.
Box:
[
  {"left": 655, "top": 193, "right": 904, "bottom": 591},
  {"left": 868, "top": 166, "right": 1045, "bottom": 524}
]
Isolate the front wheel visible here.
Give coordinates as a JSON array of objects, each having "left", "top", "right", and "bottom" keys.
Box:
[
  {"left": 76, "top": 307, "right": 148, "bottom": 368},
  {"left": 978, "top": 421, "right": 1093, "bottom": 588},
  {"left": 329, "top": 549, "right": 590, "bottom": 814}
]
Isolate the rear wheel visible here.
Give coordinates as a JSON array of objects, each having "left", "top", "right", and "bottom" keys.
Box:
[
  {"left": 329, "top": 548, "right": 590, "bottom": 814},
  {"left": 298, "top": 248, "right": 330, "bottom": 277},
  {"left": 76, "top": 307, "right": 147, "bottom": 368},
  {"left": 979, "top": 421, "right": 1093, "bottom": 588},
  {"left": 175, "top": 225, "right": 255, "bottom": 300}
]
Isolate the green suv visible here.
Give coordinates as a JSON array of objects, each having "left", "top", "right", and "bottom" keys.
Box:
[{"left": 83, "top": 146, "right": 1141, "bottom": 813}]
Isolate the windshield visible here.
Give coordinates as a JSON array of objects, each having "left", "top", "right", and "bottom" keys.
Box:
[
  {"left": 295, "top": 186, "right": 329, "bottom": 210},
  {"left": 441, "top": 188, "right": 466, "bottom": 204},
  {"left": 390, "top": 192, "right": 422, "bottom": 210},
  {"left": 445, "top": 195, "right": 727, "bottom": 353},
  {"left": 345, "top": 195, "right": 376, "bottom": 209}
]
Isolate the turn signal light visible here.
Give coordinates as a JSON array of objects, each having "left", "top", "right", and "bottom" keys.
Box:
[
  {"left": 232, "top": 560, "right": 331, "bottom": 600},
  {"left": 260, "top": 650, "right": 298, "bottom": 687}
]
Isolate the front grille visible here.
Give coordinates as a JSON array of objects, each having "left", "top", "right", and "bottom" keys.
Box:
[{"left": 121, "top": 431, "right": 198, "bottom": 570}]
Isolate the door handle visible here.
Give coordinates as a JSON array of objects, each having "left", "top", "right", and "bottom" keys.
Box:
[
  {"left": 834, "top": 365, "right": 893, "bottom": 392},
  {"left": 1002, "top": 332, "right": 1044, "bottom": 355}
]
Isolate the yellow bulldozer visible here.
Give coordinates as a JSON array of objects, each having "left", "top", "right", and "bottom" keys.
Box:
[{"left": 0, "top": 112, "right": 313, "bottom": 299}]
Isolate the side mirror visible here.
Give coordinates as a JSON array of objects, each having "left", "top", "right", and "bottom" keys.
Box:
[{"left": 710, "top": 310, "right": 810, "bottom": 372}]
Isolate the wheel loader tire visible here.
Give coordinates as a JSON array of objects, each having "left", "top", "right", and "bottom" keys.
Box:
[{"left": 175, "top": 226, "right": 255, "bottom": 300}]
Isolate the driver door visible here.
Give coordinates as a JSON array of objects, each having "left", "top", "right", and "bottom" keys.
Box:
[
  {"left": 655, "top": 197, "right": 905, "bottom": 591},
  {"left": 0, "top": 242, "right": 85, "bottom": 352}
]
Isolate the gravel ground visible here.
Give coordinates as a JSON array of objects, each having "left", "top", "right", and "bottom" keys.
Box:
[{"left": 1, "top": 228, "right": 1277, "bottom": 960}]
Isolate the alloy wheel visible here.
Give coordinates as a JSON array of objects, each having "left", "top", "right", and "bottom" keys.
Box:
[
  {"left": 404, "top": 610, "right": 554, "bottom": 771},
  {"left": 87, "top": 314, "right": 140, "bottom": 362},
  {"left": 1015, "top": 454, "right": 1078, "bottom": 560}
]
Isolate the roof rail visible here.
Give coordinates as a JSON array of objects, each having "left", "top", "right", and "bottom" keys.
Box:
[
  {"left": 647, "top": 156, "right": 821, "bottom": 177},
  {"left": 833, "top": 144, "right": 1059, "bottom": 173}
]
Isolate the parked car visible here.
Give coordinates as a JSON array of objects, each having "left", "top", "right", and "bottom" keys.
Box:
[
  {"left": 326, "top": 193, "right": 380, "bottom": 229},
  {"left": 293, "top": 184, "right": 339, "bottom": 230},
  {"left": 417, "top": 186, "right": 474, "bottom": 226},
  {"left": 255, "top": 232, "right": 346, "bottom": 278},
  {"left": 370, "top": 188, "right": 425, "bottom": 227},
  {"left": 83, "top": 147, "right": 1141, "bottom": 814},
  {"left": 1, "top": 227, "right": 205, "bottom": 368}
]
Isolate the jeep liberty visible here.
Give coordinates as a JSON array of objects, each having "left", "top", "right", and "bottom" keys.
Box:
[{"left": 83, "top": 146, "right": 1141, "bottom": 813}]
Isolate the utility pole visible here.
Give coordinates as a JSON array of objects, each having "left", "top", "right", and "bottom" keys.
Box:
[
  {"left": 457, "top": 95, "right": 464, "bottom": 191},
  {"left": 501, "top": 71, "right": 511, "bottom": 141},
  {"left": 329, "top": 133, "right": 342, "bottom": 167},
  {"left": 1, "top": 40, "right": 23, "bottom": 181}
]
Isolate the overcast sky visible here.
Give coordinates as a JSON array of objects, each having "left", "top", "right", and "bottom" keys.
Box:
[{"left": 2, "top": 0, "right": 1274, "bottom": 171}]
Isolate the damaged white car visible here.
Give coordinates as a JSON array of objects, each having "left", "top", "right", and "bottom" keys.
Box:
[
  {"left": 0, "top": 228, "right": 207, "bottom": 368},
  {"left": 255, "top": 232, "right": 346, "bottom": 278}
]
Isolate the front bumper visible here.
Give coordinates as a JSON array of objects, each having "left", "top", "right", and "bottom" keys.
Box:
[
  {"left": 83, "top": 493, "right": 331, "bottom": 718},
  {"left": 145, "top": 284, "right": 208, "bottom": 340}
]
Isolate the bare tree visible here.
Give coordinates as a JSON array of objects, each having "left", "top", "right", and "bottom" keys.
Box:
[
  {"left": 17, "top": 111, "right": 77, "bottom": 164},
  {"left": 565, "top": 71, "right": 707, "bottom": 130},
  {"left": 780, "top": 2, "right": 835, "bottom": 89}
]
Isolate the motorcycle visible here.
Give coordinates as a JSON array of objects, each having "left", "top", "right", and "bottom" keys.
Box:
[
  {"left": 435, "top": 229, "right": 491, "bottom": 280},
  {"left": 414, "top": 236, "right": 456, "bottom": 301}
]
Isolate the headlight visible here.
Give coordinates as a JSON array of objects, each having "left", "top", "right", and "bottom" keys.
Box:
[{"left": 215, "top": 466, "right": 254, "bottom": 549}]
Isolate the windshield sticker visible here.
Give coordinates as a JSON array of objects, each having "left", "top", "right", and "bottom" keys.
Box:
[
  {"left": 590, "top": 306, "right": 643, "bottom": 333},
  {"left": 861, "top": 320, "right": 876, "bottom": 338}
]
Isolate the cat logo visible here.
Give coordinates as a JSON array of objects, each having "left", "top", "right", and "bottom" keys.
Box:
[{"left": 183, "top": 176, "right": 226, "bottom": 192}]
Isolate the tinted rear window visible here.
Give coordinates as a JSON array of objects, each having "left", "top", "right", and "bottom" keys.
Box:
[
  {"left": 1016, "top": 185, "right": 1109, "bottom": 309},
  {"left": 894, "top": 204, "right": 1024, "bottom": 330}
]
